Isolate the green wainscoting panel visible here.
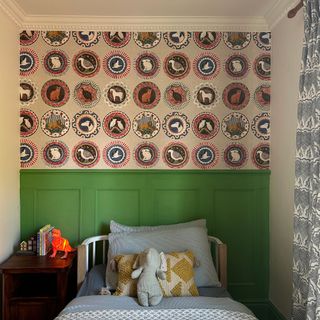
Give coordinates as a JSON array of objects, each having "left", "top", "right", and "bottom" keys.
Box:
[{"left": 20, "top": 169, "right": 270, "bottom": 313}]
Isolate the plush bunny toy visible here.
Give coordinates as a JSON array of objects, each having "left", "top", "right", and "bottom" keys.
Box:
[{"left": 131, "top": 248, "right": 166, "bottom": 307}]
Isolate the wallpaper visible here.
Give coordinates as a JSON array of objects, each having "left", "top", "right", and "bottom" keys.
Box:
[{"left": 19, "top": 31, "right": 271, "bottom": 170}]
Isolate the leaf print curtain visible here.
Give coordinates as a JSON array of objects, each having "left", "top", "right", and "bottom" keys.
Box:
[{"left": 293, "top": 0, "right": 320, "bottom": 319}]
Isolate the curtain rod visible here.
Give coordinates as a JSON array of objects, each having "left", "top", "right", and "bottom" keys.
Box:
[{"left": 287, "top": 0, "right": 303, "bottom": 18}]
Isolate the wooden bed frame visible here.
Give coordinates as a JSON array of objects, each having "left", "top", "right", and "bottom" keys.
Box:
[{"left": 77, "top": 235, "right": 227, "bottom": 290}]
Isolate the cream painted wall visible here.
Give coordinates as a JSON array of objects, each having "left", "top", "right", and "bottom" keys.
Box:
[
  {"left": 270, "top": 11, "right": 304, "bottom": 319},
  {"left": 0, "top": 8, "right": 20, "bottom": 263}
]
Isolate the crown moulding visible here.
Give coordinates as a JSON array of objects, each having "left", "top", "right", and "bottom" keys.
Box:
[{"left": 0, "top": 0, "right": 298, "bottom": 31}]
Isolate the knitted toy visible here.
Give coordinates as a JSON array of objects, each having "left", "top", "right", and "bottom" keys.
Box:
[{"left": 131, "top": 248, "right": 166, "bottom": 307}]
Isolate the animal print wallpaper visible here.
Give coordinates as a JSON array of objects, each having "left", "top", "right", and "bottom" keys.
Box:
[{"left": 20, "top": 31, "right": 271, "bottom": 170}]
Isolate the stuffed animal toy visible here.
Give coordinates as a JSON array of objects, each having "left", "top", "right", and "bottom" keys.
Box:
[
  {"left": 49, "top": 228, "right": 74, "bottom": 259},
  {"left": 131, "top": 248, "right": 166, "bottom": 307}
]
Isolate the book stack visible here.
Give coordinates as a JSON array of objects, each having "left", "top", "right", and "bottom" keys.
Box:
[{"left": 37, "top": 224, "right": 54, "bottom": 256}]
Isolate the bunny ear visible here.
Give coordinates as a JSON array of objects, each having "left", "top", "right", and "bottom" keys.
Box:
[{"left": 159, "top": 252, "right": 167, "bottom": 272}]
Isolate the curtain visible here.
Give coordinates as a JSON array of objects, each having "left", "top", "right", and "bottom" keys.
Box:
[{"left": 293, "top": 0, "right": 320, "bottom": 319}]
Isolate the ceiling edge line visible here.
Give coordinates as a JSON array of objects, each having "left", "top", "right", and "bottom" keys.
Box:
[{"left": 265, "top": 0, "right": 297, "bottom": 29}]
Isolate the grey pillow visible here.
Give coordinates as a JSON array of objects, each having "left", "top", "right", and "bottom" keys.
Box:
[
  {"left": 106, "top": 226, "right": 221, "bottom": 290},
  {"left": 110, "top": 219, "right": 207, "bottom": 233}
]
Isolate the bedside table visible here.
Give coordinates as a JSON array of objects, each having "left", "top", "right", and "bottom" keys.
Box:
[{"left": 0, "top": 252, "right": 76, "bottom": 320}]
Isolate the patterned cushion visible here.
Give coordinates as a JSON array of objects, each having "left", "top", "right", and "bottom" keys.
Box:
[
  {"left": 113, "top": 254, "right": 137, "bottom": 297},
  {"left": 113, "top": 251, "right": 199, "bottom": 297},
  {"left": 159, "top": 250, "right": 199, "bottom": 297}
]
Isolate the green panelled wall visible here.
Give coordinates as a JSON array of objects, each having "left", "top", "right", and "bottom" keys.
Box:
[{"left": 20, "top": 169, "right": 270, "bottom": 317}]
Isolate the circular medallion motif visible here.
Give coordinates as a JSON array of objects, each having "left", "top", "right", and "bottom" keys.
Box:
[
  {"left": 224, "top": 144, "right": 248, "bottom": 168},
  {"left": 223, "top": 32, "right": 251, "bottom": 50},
  {"left": 193, "top": 32, "right": 222, "bottom": 50},
  {"left": 254, "top": 84, "right": 270, "bottom": 111},
  {"left": 72, "top": 31, "right": 101, "bottom": 47},
  {"left": 192, "top": 112, "right": 220, "bottom": 140},
  {"left": 103, "top": 32, "right": 131, "bottom": 48},
  {"left": 193, "top": 83, "right": 219, "bottom": 110},
  {"left": 132, "top": 112, "right": 160, "bottom": 139},
  {"left": 74, "top": 81, "right": 101, "bottom": 108},
  {"left": 133, "top": 82, "right": 161, "bottom": 109},
  {"left": 20, "top": 109, "right": 38, "bottom": 137},
  {"left": 104, "top": 82, "right": 130, "bottom": 108},
  {"left": 41, "top": 31, "right": 70, "bottom": 46},
  {"left": 20, "top": 48, "right": 39, "bottom": 76},
  {"left": 163, "top": 142, "right": 189, "bottom": 169},
  {"left": 103, "top": 51, "right": 130, "bottom": 78},
  {"left": 20, "top": 31, "right": 39, "bottom": 46},
  {"left": 162, "top": 112, "right": 190, "bottom": 139},
  {"left": 41, "top": 109, "right": 70, "bottom": 138},
  {"left": 223, "top": 82, "right": 250, "bottom": 111},
  {"left": 73, "top": 141, "right": 100, "bottom": 168},
  {"left": 193, "top": 53, "right": 220, "bottom": 80},
  {"left": 253, "top": 32, "right": 271, "bottom": 51},
  {"left": 103, "top": 142, "right": 130, "bottom": 168},
  {"left": 134, "top": 52, "right": 160, "bottom": 79},
  {"left": 72, "top": 110, "right": 101, "bottom": 138},
  {"left": 73, "top": 50, "right": 100, "bottom": 77},
  {"left": 42, "top": 141, "right": 69, "bottom": 167},
  {"left": 252, "top": 143, "right": 270, "bottom": 169},
  {"left": 41, "top": 79, "right": 70, "bottom": 107},
  {"left": 164, "top": 52, "right": 190, "bottom": 80},
  {"left": 192, "top": 143, "right": 219, "bottom": 169},
  {"left": 20, "top": 79, "right": 38, "bottom": 106},
  {"left": 254, "top": 54, "right": 271, "bottom": 80},
  {"left": 133, "top": 32, "right": 161, "bottom": 49},
  {"left": 134, "top": 142, "right": 159, "bottom": 168},
  {"left": 20, "top": 140, "right": 38, "bottom": 168},
  {"left": 43, "top": 50, "right": 69, "bottom": 76},
  {"left": 163, "top": 32, "right": 191, "bottom": 49},
  {"left": 164, "top": 83, "right": 190, "bottom": 110},
  {"left": 251, "top": 113, "right": 270, "bottom": 140},
  {"left": 225, "top": 53, "right": 250, "bottom": 79},
  {"left": 222, "top": 112, "right": 249, "bottom": 140},
  {"left": 103, "top": 111, "right": 131, "bottom": 139}
]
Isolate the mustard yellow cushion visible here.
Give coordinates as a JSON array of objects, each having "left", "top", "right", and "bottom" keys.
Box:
[
  {"left": 113, "top": 250, "right": 198, "bottom": 297},
  {"left": 159, "top": 250, "right": 199, "bottom": 297},
  {"left": 113, "top": 254, "right": 137, "bottom": 296}
]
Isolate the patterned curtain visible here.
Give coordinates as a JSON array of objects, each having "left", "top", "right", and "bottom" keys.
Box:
[{"left": 293, "top": 0, "right": 320, "bottom": 319}]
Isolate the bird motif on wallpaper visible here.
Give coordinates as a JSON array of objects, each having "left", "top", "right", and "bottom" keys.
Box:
[
  {"left": 81, "top": 87, "right": 93, "bottom": 102},
  {"left": 20, "top": 149, "right": 29, "bottom": 158},
  {"left": 170, "top": 121, "right": 183, "bottom": 133},
  {"left": 111, "top": 150, "right": 122, "bottom": 159},
  {"left": 77, "top": 148, "right": 95, "bottom": 160},
  {"left": 79, "top": 31, "right": 95, "bottom": 41},
  {"left": 20, "top": 116, "right": 32, "bottom": 130},
  {"left": 170, "top": 89, "right": 182, "bottom": 103},
  {"left": 259, "top": 122, "right": 270, "bottom": 134},
  {"left": 167, "top": 149, "right": 183, "bottom": 161},
  {"left": 109, "top": 32, "right": 125, "bottom": 40},
  {"left": 21, "top": 30, "right": 34, "bottom": 39},
  {"left": 200, "top": 151, "right": 210, "bottom": 160},
  {"left": 49, "top": 56, "right": 62, "bottom": 70},
  {"left": 256, "top": 150, "right": 269, "bottom": 162},
  {"left": 168, "top": 59, "right": 185, "bottom": 73},
  {"left": 49, "top": 147, "right": 62, "bottom": 160},
  {"left": 201, "top": 61, "right": 212, "bottom": 71},
  {"left": 171, "top": 32, "right": 185, "bottom": 43},
  {"left": 112, "top": 59, "right": 122, "bottom": 69},
  {"left": 198, "top": 119, "right": 213, "bottom": 132},
  {"left": 199, "top": 32, "right": 215, "bottom": 42},
  {"left": 20, "top": 57, "right": 29, "bottom": 67},
  {"left": 80, "top": 120, "right": 94, "bottom": 132},
  {"left": 258, "top": 60, "right": 271, "bottom": 73},
  {"left": 78, "top": 57, "right": 95, "bottom": 71}
]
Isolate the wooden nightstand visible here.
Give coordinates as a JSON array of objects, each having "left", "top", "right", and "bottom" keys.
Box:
[{"left": 0, "top": 252, "right": 76, "bottom": 320}]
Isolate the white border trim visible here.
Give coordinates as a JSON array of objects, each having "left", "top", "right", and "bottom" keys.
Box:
[
  {"left": 21, "top": 15, "right": 269, "bottom": 31},
  {"left": 0, "top": 0, "right": 295, "bottom": 31}
]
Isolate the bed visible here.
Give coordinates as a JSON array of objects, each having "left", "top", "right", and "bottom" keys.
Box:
[{"left": 54, "top": 221, "right": 258, "bottom": 320}]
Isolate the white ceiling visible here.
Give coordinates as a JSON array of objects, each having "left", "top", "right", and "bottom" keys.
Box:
[{"left": 0, "top": 0, "right": 297, "bottom": 30}]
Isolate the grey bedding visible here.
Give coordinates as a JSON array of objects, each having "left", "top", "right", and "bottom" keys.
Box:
[{"left": 55, "top": 265, "right": 257, "bottom": 319}]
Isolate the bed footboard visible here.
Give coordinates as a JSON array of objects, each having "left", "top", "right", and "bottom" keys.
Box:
[{"left": 77, "top": 235, "right": 227, "bottom": 290}]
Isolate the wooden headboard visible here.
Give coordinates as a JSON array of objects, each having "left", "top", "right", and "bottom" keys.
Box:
[{"left": 77, "top": 234, "right": 227, "bottom": 290}]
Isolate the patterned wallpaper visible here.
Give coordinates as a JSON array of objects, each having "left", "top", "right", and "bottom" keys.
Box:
[{"left": 20, "top": 31, "right": 271, "bottom": 170}]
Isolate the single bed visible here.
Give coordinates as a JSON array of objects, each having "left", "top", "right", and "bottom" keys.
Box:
[{"left": 54, "top": 227, "right": 258, "bottom": 320}]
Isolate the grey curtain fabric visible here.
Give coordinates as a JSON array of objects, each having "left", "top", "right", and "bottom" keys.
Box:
[{"left": 293, "top": 0, "right": 320, "bottom": 319}]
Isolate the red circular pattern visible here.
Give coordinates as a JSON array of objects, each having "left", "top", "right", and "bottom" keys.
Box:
[
  {"left": 224, "top": 143, "right": 248, "bottom": 169},
  {"left": 20, "top": 31, "right": 39, "bottom": 46},
  {"left": 103, "top": 32, "right": 131, "bottom": 48},
  {"left": 193, "top": 32, "right": 222, "bottom": 50},
  {"left": 224, "top": 53, "right": 250, "bottom": 79},
  {"left": 222, "top": 83, "right": 250, "bottom": 111},
  {"left": 43, "top": 50, "right": 69, "bottom": 76},
  {"left": 164, "top": 52, "right": 190, "bottom": 80},
  {"left": 103, "top": 111, "right": 131, "bottom": 139},
  {"left": 134, "top": 142, "right": 160, "bottom": 168},
  {"left": 193, "top": 53, "right": 220, "bottom": 80},
  {"left": 134, "top": 52, "right": 160, "bottom": 79},
  {"left": 103, "top": 141, "right": 130, "bottom": 168},
  {"left": 20, "top": 139, "right": 38, "bottom": 168},
  {"left": 103, "top": 51, "right": 131, "bottom": 79},
  {"left": 252, "top": 143, "right": 270, "bottom": 169},
  {"left": 73, "top": 50, "right": 100, "bottom": 78},
  {"left": 162, "top": 142, "right": 189, "bottom": 169},
  {"left": 20, "top": 48, "right": 39, "bottom": 77},
  {"left": 20, "top": 109, "right": 38, "bottom": 137},
  {"left": 72, "top": 141, "right": 100, "bottom": 168},
  {"left": 192, "top": 143, "right": 219, "bottom": 169},
  {"left": 41, "top": 79, "right": 70, "bottom": 107},
  {"left": 133, "top": 82, "right": 161, "bottom": 109},
  {"left": 192, "top": 113, "right": 220, "bottom": 140},
  {"left": 42, "top": 141, "right": 69, "bottom": 167}
]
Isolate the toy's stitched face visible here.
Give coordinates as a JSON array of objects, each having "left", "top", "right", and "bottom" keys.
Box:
[{"left": 52, "top": 229, "right": 61, "bottom": 237}]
